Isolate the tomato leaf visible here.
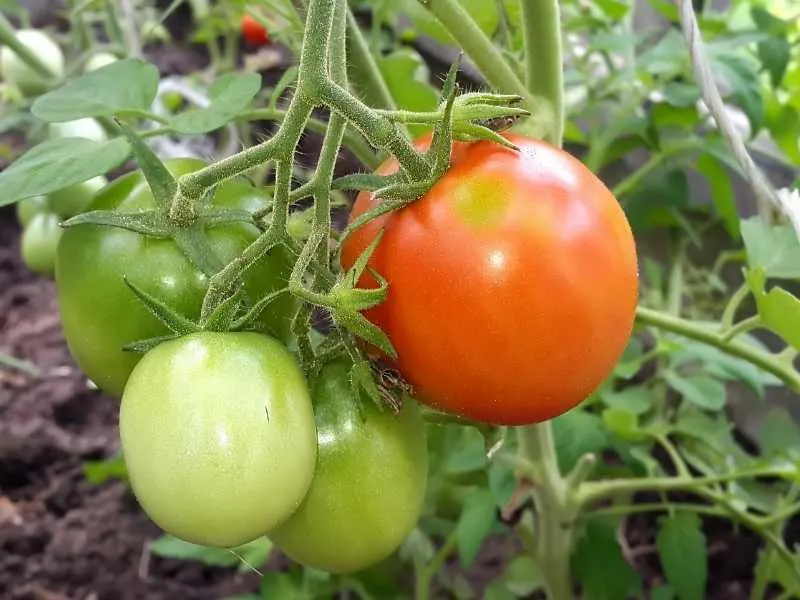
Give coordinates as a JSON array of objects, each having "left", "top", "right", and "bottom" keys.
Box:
[
  {"left": 170, "top": 73, "right": 262, "bottom": 134},
  {"left": 82, "top": 453, "right": 127, "bottom": 485},
  {"left": 757, "top": 408, "right": 800, "bottom": 461},
  {"left": 0, "top": 137, "right": 130, "bottom": 206},
  {"left": 572, "top": 519, "right": 643, "bottom": 600},
  {"left": 600, "top": 386, "right": 653, "bottom": 415},
  {"left": 602, "top": 407, "right": 645, "bottom": 441},
  {"left": 741, "top": 218, "right": 800, "bottom": 279},
  {"left": 552, "top": 410, "right": 609, "bottom": 472},
  {"left": 455, "top": 488, "right": 497, "bottom": 567},
  {"left": 663, "top": 372, "right": 726, "bottom": 411},
  {"left": 656, "top": 513, "right": 707, "bottom": 600},
  {"left": 710, "top": 53, "right": 764, "bottom": 134},
  {"left": 745, "top": 268, "right": 800, "bottom": 351},
  {"left": 694, "top": 153, "right": 738, "bottom": 238},
  {"left": 751, "top": 7, "right": 791, "bottom": 87},
  {"left": 31, "top": 58, "right": 160, "bottom": 122}
]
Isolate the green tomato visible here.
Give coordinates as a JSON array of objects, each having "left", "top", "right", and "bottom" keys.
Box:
[
  {"left": 49, "top": 118, "right": 108, "bottom": 143},
  {"left": 16, "top": 195, "right": 49, "bottom": 227},
  {"left": 21, "top": 212, "right": 62, "bottom": 276},
  {"left": 120, "top": 331, "right": 317, "bottom": 548},
  {"left": 0, "top": 29, "right": 64, "bottom": 93},
  {"left": 268, "top": 358, "right": 429, "bottom": 574},
  {"left": 48, "top": 175, "right": 108, "bottom": 217},
  {"left": 55, "top": 158, "right": 297, "bottom": 398},
  {"left": 84, "top": 52, "right": 118, "bottom": 72}
]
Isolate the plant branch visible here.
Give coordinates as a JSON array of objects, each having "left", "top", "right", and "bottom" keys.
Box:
[
  {"left": 636, "top": 306, "right": 800, "bottom": 391},
  {"left": 677, "top": 0, "right": 784, "bottom": 227},
  {"left": 520, "top": 0, "right": 564, "bottom": 145},
  {"left": 418, "top": 0, "right": 531, "bottom": 105},
  {"left": 345, "top": 8, "right": 396, "bottom": 111}
]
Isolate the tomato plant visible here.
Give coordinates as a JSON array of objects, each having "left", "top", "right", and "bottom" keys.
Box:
[
  {"left": 55, "top": 158, "right": 297, "bottom": 398},
  {"left": 241, "top": 14, "right": 270, "bottom": 46},
  {"left": 268, "top": 358, "right": 429, "bottom": 573},
  {"left": 341, "top": 133, "right": 639, "bottom": 426},
  {"left": 120, "top": 331, "right": 318, "bottom": 548}
]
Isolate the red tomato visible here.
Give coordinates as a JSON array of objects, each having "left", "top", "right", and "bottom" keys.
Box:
[
  {"left": 340, "top": 133, "right": 639, "bottom": 426},
  {"left": 241, "top": 14, "right": 270, "bottom": 46}
]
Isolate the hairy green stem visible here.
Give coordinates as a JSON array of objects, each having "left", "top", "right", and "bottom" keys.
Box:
[
  {"left": 520, "top": 0, "right": 564, "bottom": 145},
  {"left": 240, "top": 108, "right": 379, "bottom": 169},
  {"left": 578, "top": 465, "right": 796, "bottom": 506},
  {"left": 345, "top": 8, "right": 396, "bottom": 111},
  {"left": 420, "top": 0, "right": 528, "bottom": 101},
  {"left": 416, "top": 530, "right": 458, "bottom": 600},
  {"left": 635, "top": 306, "right": 800, "bottom": 390},
  {"left": 517, "top": 426, "right": 575, "bottom": 600},
  {"left": 321, "top": 80, "right": 429, "bottom": 178}
]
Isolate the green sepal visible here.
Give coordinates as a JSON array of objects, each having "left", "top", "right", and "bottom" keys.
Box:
[
  {"left": 453, "top": 122, "right": 520, "bottom": 149},
  {"left": 60, "top": 208, "right": 173, "bottom": 236},
  {"left": 115, "top": 119, "right": 178, "bottom": 214},
  {"left": 426, "top": 56, "right": 460, "bottom": 177},
  {"left": 122, "top": 334, "right": 180, "bottom": 354},
  {"left": 201, "top": 208, "right": 261, "bottom": 228},
  {"left": 341, "top": 229, "right": 384, "bottom": 286},
  {"left": 172, "top": 226, "right": 225, "bottom": 278},
  {"left": 348, "top": 358, "right": 387, "bottom": 411},
  {"left": 200, "top": 286, "right": 244, "bottom": 332},
  {"left": 232, "top": 287, "right": 289, "bottom": 330},
  {"left": 333, "top": 309, "right": 397, "bottom": 359},
  {"left": 123, "top": 276, "right": 201, "bottom": 335},
  {"left": 331, "top": 172, "right": 403, "bottom": 192}
]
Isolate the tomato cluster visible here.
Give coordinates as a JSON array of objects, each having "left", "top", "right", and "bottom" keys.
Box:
[
  {"left": 21, "top": 131, "right": 636, "bottom": 573},
  {"left": 42, "top": 156, "right": 429, "bottom": 573}
]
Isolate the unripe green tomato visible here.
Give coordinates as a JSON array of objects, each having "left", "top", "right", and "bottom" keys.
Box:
[
  {"left": 268, "top": 358, "right": 429, "bottom": 574},
  {"left": 16, "top": 195, "right": 49, "bottom": 227},
  {"left": 120, "top": 331, "right": 318, "bottom": 548},
  {"left": 0, "top": 29, "right": 65, "bottom": 93},
  {"left": 84, "top": 52, "right": 118, "bottom": 72},
  {"left": 21, "top": 212, "right": 62, "bottom": 276},
  {"left": 49, "top": 118, "right": 108, "bottom": 143},
  {"left": 48, "top": 175, "right": 107, "bottom": 217}
]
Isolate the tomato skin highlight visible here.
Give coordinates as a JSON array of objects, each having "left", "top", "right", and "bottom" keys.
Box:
[
  {"left": 341, "top": 133, "right": 639, "bottom": 426},
  {"left": 268, "top": 358, "right": 429, "bottom": 574},
  {"left": 55, "top": 158, "right": 297, "bottom": 398},
  {"left": 241, "top": 14, "right": 270, "bottom": 46},
  {"left": 120, "top": 331, "right": 317, "bottom": 548}
]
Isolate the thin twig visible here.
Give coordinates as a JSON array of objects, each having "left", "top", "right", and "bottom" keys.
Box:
[{"left": 676, "top": 0, "right": 792, "bottom": 234}]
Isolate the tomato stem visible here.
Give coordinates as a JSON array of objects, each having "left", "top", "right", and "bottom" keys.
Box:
[
  {"left": 520, "top": 0, "right": 563, "bottom": 146},
  {"left": 345, "top": 8, "right": 397, "bottom": 112},
  {"left": 635, "top": 306, "right": 800, "bottom": 391},
  {"left": 516, "top": 425, "right": 577, "bottom": 600}
]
